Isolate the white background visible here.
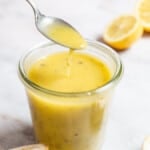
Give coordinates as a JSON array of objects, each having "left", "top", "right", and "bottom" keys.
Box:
[{"left": 0, "top": 0, "right": 150, "bottom": 149}]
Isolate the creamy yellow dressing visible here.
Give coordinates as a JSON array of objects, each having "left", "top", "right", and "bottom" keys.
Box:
[
  {"left": 27, "top": 51, "right": 112, "bottom": 150},
  {"left": 28, "top": 52, "right": 111, "bottom": 92},
  {"left": 26, "top": 21, "right": 113, "bottom": 150},
  {"left": 44, "top": 24, "right": 87, "bottom": 49}
]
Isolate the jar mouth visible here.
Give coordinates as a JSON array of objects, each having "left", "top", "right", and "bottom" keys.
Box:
[{"left": 18, "top": 40, "right": 123, "bottom": 97}]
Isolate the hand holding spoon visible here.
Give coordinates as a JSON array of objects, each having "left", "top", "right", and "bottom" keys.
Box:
[{"left": 26, "top": 0, "right": 86, "bottom": 49}]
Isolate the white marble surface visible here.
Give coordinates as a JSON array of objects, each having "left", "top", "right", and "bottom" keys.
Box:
[{"left": 0, "top": 0, "right": 150, "bottom": 149}]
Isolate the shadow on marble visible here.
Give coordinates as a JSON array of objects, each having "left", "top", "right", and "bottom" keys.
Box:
[
  {"left": 143, "top": 32, "right": 150, "bottom": 38},
  {"left": 0, "top": 115, "right": 35, "bottom": 150}
]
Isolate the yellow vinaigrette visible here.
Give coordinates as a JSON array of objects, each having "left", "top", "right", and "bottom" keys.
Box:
[
  {"left": 27, "top": 51, "right": 112, "bottom": 150},
  {"left": 44, "top": 24, "right": 87, "bottom": 49},
  {"left": 28, "top": 51, "right": 111, "bottom": 92}
]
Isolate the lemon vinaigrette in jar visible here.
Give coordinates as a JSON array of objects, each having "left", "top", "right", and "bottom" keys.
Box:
[{"left": 19, "top": 39, "right": 123, "bottom": 150}]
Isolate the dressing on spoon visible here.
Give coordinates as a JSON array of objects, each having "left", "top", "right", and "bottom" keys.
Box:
[{"left": 26, "top": 0, "right": 87, "bottom": 49}]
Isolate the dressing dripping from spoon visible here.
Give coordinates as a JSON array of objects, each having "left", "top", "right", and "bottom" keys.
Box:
[{"left": 26, "top": 0, "right": 87, "bottom": 50}]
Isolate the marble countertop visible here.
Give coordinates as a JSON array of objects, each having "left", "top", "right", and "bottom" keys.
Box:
[{"left": 0, "top": 0, "right": 150, "bottom": 149}]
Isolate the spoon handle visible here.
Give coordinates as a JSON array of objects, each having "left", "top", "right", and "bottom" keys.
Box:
[{"left": 26, "top": 0, "right": 41, "bottom": 17}]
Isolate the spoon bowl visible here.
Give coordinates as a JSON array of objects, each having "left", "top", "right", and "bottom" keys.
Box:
[{"left": 26, "top": 0, "right": 86, "bottom": 49}]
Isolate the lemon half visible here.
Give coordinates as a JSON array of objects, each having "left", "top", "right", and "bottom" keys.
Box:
[
  {"left": 143, "top": 136, "right": 150, "bottom": 150},
  {"left": 103, "top": 15, "right": 143, "bottom": 50},
  {"left": 137, "top": 0, "right": 150, "bottom": 32},
  {"left": 9, "top": 144, "right": 48, "bottom": 150}
]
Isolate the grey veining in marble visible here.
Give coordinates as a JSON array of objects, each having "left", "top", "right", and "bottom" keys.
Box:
[
  {"left": 0, "top": 0, "right": 150, "bottom": 149},
  {"left": 0, "top": 115, "right": 35, "bottom": 150}
]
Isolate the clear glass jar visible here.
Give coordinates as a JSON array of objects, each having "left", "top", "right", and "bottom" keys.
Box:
[{"left": 18, "top": 40, "right": 123, "bottom": 150}]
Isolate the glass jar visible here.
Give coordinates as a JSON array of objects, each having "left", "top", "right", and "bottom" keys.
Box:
[{"left": 18, "top": 40, "right": 123, "bottom": 150}]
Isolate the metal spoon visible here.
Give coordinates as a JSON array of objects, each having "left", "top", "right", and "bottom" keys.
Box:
[{"left": 26, "top": 0, "right": 86, "bottom": 49}]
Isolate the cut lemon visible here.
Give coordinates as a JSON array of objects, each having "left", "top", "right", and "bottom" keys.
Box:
[
  {"left": 143, "top": 136, "right": 150, "bottom": 150},
  {"left": 9, "top": 144, "right": 48, "bottom": 150},
  {"left": 137, "top": 0, "right": 150, "bottom": 32},
  {"left": 103, "top": 15, "right": 143, "bottom": 50}
]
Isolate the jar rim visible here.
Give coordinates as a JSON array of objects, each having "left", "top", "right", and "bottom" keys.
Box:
[{"left": 18, "top": 40, "right": 123, "bottom": 97}]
